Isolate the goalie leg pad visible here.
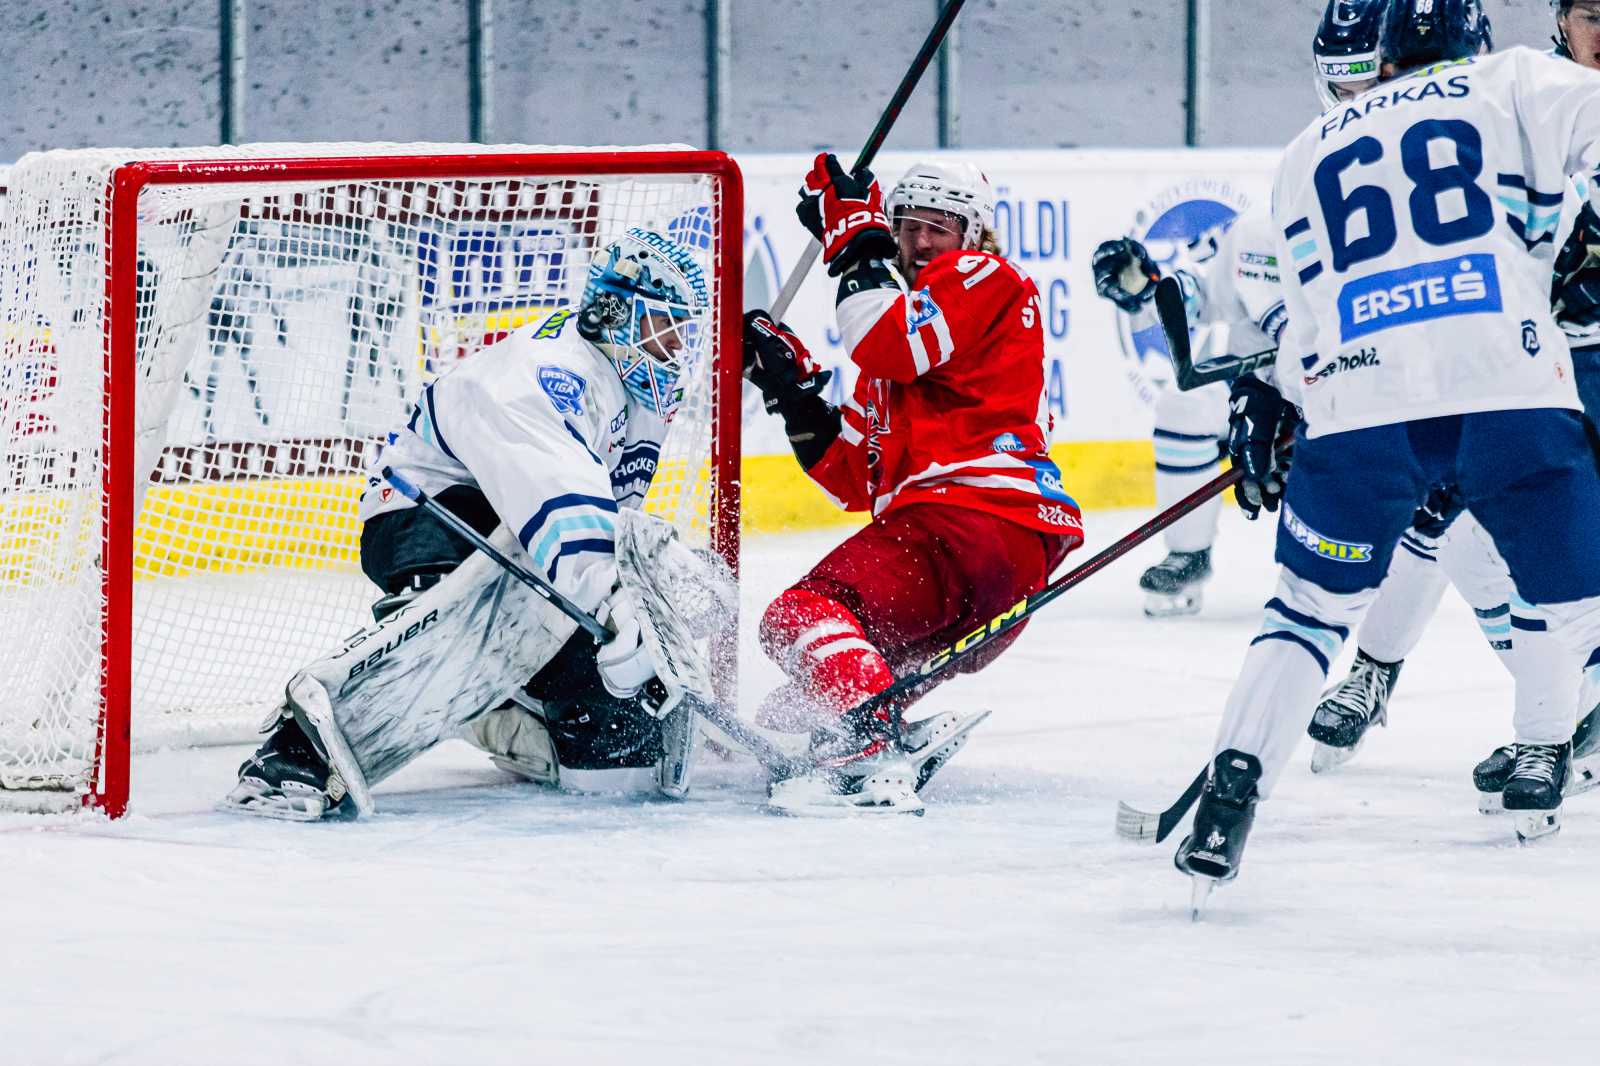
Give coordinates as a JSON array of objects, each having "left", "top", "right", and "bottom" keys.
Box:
[
  {"left": 463, "top": 695, "right": 559, "bottom": 786},
  {"left": 296, "top": 528, "right": 579, "bottom": 807}
]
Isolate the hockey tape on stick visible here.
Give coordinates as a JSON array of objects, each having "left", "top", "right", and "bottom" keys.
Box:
[
  {"left": 1155, "top": 276, "right": 1278, "bottom": 392},
  {"left": 380, "top": 468, "right": 809, "bottom": 779},
  {"left": 769, "top": 0, "right": 968, "bottom": 320}
]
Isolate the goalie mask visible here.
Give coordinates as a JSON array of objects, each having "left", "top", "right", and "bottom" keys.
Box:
[
  {"left": 578, "top": 228, "right": 710, "bottom": 422},
  {"left": 886, "top": 162, "right": 996, "bottom": 250},
  {"left": 1313, "top": 0, "right": 1386, "bottom": 109}
]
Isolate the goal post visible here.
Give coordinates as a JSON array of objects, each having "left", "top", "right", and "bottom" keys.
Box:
[{"left": 1, "top": 144, "right": 743, "bottom": 817}]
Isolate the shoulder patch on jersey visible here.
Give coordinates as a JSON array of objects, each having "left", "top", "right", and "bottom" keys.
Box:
[
  {"left": 907, "top": 287, "right": 943, "bottom": 329},
  {"left": 534, "top": 309, "right": 575, "bottom": 339},
  {"left": 991, "top": 432, "right": 1026, "bottom": 453},
  {"left": 537, "top": 364, "right": 588, "bottom": 415}
]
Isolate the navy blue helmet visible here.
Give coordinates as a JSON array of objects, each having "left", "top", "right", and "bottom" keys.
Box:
[
  {"left": 1313, "top": 0, "right": 1388, "bottom": 108},
  {"left": 1378, "top": 0, "right": 1493, "bottom": 76}
]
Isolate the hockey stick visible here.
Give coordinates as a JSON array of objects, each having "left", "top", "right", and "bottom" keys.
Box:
[
  {"left": 380, "top": 468, "right": 809, "bottom": 778},
  {"left": 848, "top": 460, "right": 1249, "bottom": 728},
  {"left": 1114, "top": 767, "right": 1207, "bottom": 845},
  {"left": 1154, "top": 276, "right": 1278, "bottom": 392},
  {"left": 768, "top": 0, "right": 968, "bottom": 320}
]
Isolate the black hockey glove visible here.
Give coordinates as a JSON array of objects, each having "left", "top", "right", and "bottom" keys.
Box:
[
  {"left": 1227, "top": 374, "right": 1299, "bottom": 521},
  {"left": 1554, "top": 203, "right": 1600, "bottom": 329},
  {"left": 1092, "top": 238, "right": 1162, "bottom": 314},
  {"left": 743, "top": 309, "right": 841, "bottom": 468}
]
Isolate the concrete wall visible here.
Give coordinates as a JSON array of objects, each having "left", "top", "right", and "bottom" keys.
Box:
[{"left": 0, "top": 0, "right": 1569, "bottom": 160}]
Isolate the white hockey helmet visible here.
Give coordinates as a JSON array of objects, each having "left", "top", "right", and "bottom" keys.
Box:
[
  {"left": 577, "top": 228, "right": 709, "bottom": 421},
  {"left": 886, "top": 161, "right": 996, "bottom": 250}
]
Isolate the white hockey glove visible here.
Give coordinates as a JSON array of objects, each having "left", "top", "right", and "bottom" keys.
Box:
[{"left": 595, "top": 584, "right": 655, "bottom": 699}]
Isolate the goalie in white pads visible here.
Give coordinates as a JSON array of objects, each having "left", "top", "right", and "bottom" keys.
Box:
[{"left": 222, "top": 228, "right": 729, "bottom": 821}]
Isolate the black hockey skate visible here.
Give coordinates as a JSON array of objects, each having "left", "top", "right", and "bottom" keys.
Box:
[
  {"left": 1139, "top": 548, "right": 1211, "bottom": 618},
  {"left": 1501, "top": 742, "right": 1571, "bottom": 844},
  {"left": 221, "top": 714, "right": 357, "bottom": 822},
  {"left": 1473, "top": 705, "right": 1600, "bottom": 814},
  {"left": 1174, "top": 749, "right": 1261, "bottom": 918},
  {"left": 1307, "top": 650, "right": 1401, "bottom": 773}
]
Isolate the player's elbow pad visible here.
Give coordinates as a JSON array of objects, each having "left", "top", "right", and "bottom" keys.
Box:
[{"left": 779, "top": 395, "right": 842, "bottom": 470}]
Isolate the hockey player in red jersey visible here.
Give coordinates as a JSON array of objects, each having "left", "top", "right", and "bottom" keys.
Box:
[{"left": 743, "top": 154, "right": 1082, "bottom": 815}]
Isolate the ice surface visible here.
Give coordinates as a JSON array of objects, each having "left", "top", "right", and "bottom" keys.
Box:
[{"left": 4, "top": 509, "right": 1596, "bottom": 1064}]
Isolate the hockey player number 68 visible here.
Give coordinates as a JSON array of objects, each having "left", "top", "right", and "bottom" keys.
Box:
[{"left": 1315, "top": 118, "right": 1496, "bottom": 272}]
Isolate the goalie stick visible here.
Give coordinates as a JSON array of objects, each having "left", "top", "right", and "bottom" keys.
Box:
[
  {"left": 380, "top": 468, "right": 811, "bottom": 781},
  {"left": 768, "top": 0, "right": 968, "bottom": 320},
  {"left": 1154, "top": 276, "right": 1279, "bottom": 392}
]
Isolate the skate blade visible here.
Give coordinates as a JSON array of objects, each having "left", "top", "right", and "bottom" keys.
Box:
[
  {"left": 1309, "top": 738, "right": 1362, "bottom": 774},
  {"left": 1478, "top": 790, "right": 1506, "bottom": 815},
  {"left": 217, "top": 779, "right": 339, "bottom": 822},
  {"left": 1514, "top": 807, "right": 1562, "bottom": 845},
  {"left": 766, "top": 776, "right": 925, "bottom": 818},
  {"left": 1566, "top": 753, "right": 1600, "bottom": 797},
  {"left": 1142, "top": 590, "right": 1203, "bottom": 619},
  {"left": 1188, "top": 876, "right": 1218, "bottom": 921},
  {"left": 907, "top": 710, "right": 991, "bottom": 791}
]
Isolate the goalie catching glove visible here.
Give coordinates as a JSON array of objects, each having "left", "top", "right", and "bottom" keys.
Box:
[{"left": 795, "top": 152, "right": 897, "bottom": 276}]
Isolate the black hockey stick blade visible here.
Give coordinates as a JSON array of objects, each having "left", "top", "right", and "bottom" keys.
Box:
[
  {"left": 1114, "top": 766, "right": 1208, "bottom": 845},
  {"left": 1154, "top": 276, "right": 1279, "bottom": 392}
]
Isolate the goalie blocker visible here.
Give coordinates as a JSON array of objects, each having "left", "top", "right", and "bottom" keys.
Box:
[{"left": 223, "top": 490, "right": 731, "bottom": 821}]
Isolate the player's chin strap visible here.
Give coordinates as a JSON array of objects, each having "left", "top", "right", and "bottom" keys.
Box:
[{"left": 381, "top": 468, "right": 811, "bottom": 780}]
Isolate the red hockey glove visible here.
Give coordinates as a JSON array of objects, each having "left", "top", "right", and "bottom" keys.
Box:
[
  {"left": 743, "top": 309, "right": 830, "bottom": 413},
  {"left": 742, "top": 309, "right": 840, "bottom": 468},
  {"left": 795, "top": 152, "right": 898, "bottom": 277}
]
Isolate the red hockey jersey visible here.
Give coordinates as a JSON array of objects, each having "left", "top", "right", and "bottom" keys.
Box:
[{"left": 806, "top": 250, "right": 1083, "bottom": 540}]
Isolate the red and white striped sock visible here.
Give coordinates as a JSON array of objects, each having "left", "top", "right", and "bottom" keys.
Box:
[{"left": 759, "top": 588, "right": 894, "bottom": 720}]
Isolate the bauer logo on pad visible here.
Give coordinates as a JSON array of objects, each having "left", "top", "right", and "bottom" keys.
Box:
[{"left": 537, "top": 365, "right": 587, "bottom": 415}]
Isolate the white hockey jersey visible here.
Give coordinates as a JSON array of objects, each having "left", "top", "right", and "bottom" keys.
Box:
[
  {"left": 359, "top": 309, "right": 669, "bottom": 602},
  {"left": 1272, "top": 47, "right": 1600, "bottom": 437},
  {"left": 1127, "top": 206, "right": 1286, "bottom": 364}
]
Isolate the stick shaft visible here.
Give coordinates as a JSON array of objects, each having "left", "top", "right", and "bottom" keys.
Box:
[
  {"left": 767, "top": 0, "right": 968, "bottom": 322},
  {"left": 857, "top": 462, "right": 1244, "bottom": 717}
]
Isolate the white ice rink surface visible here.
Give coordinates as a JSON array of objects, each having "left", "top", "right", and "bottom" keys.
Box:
[{"left": 6, "top": 508, "right": 1598, "bottom": 1065}]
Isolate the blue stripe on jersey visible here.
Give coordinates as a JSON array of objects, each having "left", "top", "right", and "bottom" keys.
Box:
[
  {"left": 1284, "top": 217, "right": 1311, "bottom": 239},
  {"left": 1495, "top": 174, "right": 1565, "bottom": 206},
  {"left": 422, "top": 384, "right": 457, "bottom": 461},
  {"left": 1264, "top": 597, "right": 1351, "bottom": 642},
  {"left": 1585, "top": 646, "right": 1600, "bottom": 672},
  {"left": 1511, "top": 614, "right": 1548, "bottom": 633},
  {"left": 1153, "top": 429, "right": 1218, "bottom": 443},
  {"left": 562, "top": 419, "right": 603, "bottom": 465},
  {"left": 1298, "top": 262, "right": 1324, "bottom": 285},
  {"left": 544, "top": 538, "right": 617, "bottom": 582},
  {"left": 1399, "top": 539, "right": 1435, "bottom": 562},
  {"left": 529, "top": 515, "right": 616, "bottom": 576},
  {"left": 518, "top": 493, "right": 619, "bottom": 551}
]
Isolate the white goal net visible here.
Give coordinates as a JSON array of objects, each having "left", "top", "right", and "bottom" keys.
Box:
[{"left": 0, "top": 143, "right": 741, "bottom": 814}]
